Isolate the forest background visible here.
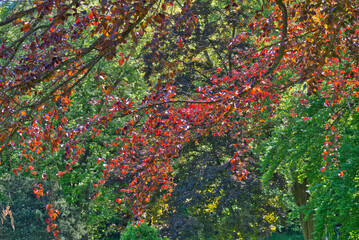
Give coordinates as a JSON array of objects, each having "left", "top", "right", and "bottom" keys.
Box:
[{"left": 0, "top": 0, "right": 358, "bottom": 239}]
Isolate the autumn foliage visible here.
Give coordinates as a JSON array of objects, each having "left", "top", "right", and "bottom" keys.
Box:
[{"left": 0, "top": 0, "right": 359, "bottom": 238}]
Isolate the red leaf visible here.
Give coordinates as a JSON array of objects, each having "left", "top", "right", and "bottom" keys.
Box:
[
  {"left": 119, "top": 58, "right": 124, "bottom": 66},
  {"left": 132, "top": 34, "right": 138, "bottom": 44},
  {"left": 53, "top": 230, "right": 59, "bottom": 237},
  {"left": 42, "top": 173, "right": 47, "bottom": 180},
  {"left": 89, "top": 11, "right": 94, "bottom": 19},
  {"left": 153, "top": 14, "right": 163, "bottom": 24}
]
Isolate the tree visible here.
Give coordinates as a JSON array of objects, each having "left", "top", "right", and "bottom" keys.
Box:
[
  {"left": 261, "top": 90, "right": 359, "bottom": 239},
  {"left": 0, "top": 0, "right": 358, "bottom": 239},
  {"left": 0, "top": 173, "right": 86, "bottom": 239},
  {"left": 156, "top": 135, "right": 286, "bottom": 240}
]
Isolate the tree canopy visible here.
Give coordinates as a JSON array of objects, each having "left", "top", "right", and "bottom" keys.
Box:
[{"left": 0, "top": 0, "right": 358, "bottom": 239}]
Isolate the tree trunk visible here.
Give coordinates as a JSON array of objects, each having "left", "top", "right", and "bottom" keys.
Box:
[{"left": 291, "top": 177, "right": 315, "bottom": 240}]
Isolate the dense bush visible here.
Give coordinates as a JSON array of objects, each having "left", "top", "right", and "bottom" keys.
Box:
[{"left": 120, "top": 223, "right": 168, "bottom": 240}]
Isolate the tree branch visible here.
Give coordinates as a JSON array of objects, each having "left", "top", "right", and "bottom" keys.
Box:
[
  {"left": 262, "top": 0, "right": 287, "bottom": 78},
  {"left": 0, "top": 7, "right": 37, "bottom": 27}
]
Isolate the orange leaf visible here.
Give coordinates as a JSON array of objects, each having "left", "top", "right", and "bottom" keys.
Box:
[
  {"left": 22, "top": 24, "right": 30, "bottom": 33},
  {"left": 38, "top": 105, "right": 45, "bottom": 111},
  {"left": 103, "top": 86, "right": 114, "bottom": 95},
  {"left": 0, "top": 134, "right": 6, "bottom": 142},
  {"left": 51, "top": 213, "right": 57, "bottom": 220}
]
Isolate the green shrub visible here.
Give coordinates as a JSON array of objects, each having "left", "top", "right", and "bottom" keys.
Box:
[
  {"left": 268, "top": 232, "right": 304, "bottom": 240},
  {"left": 120, "top": 222, "right": 168, "bottom": 240}
]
